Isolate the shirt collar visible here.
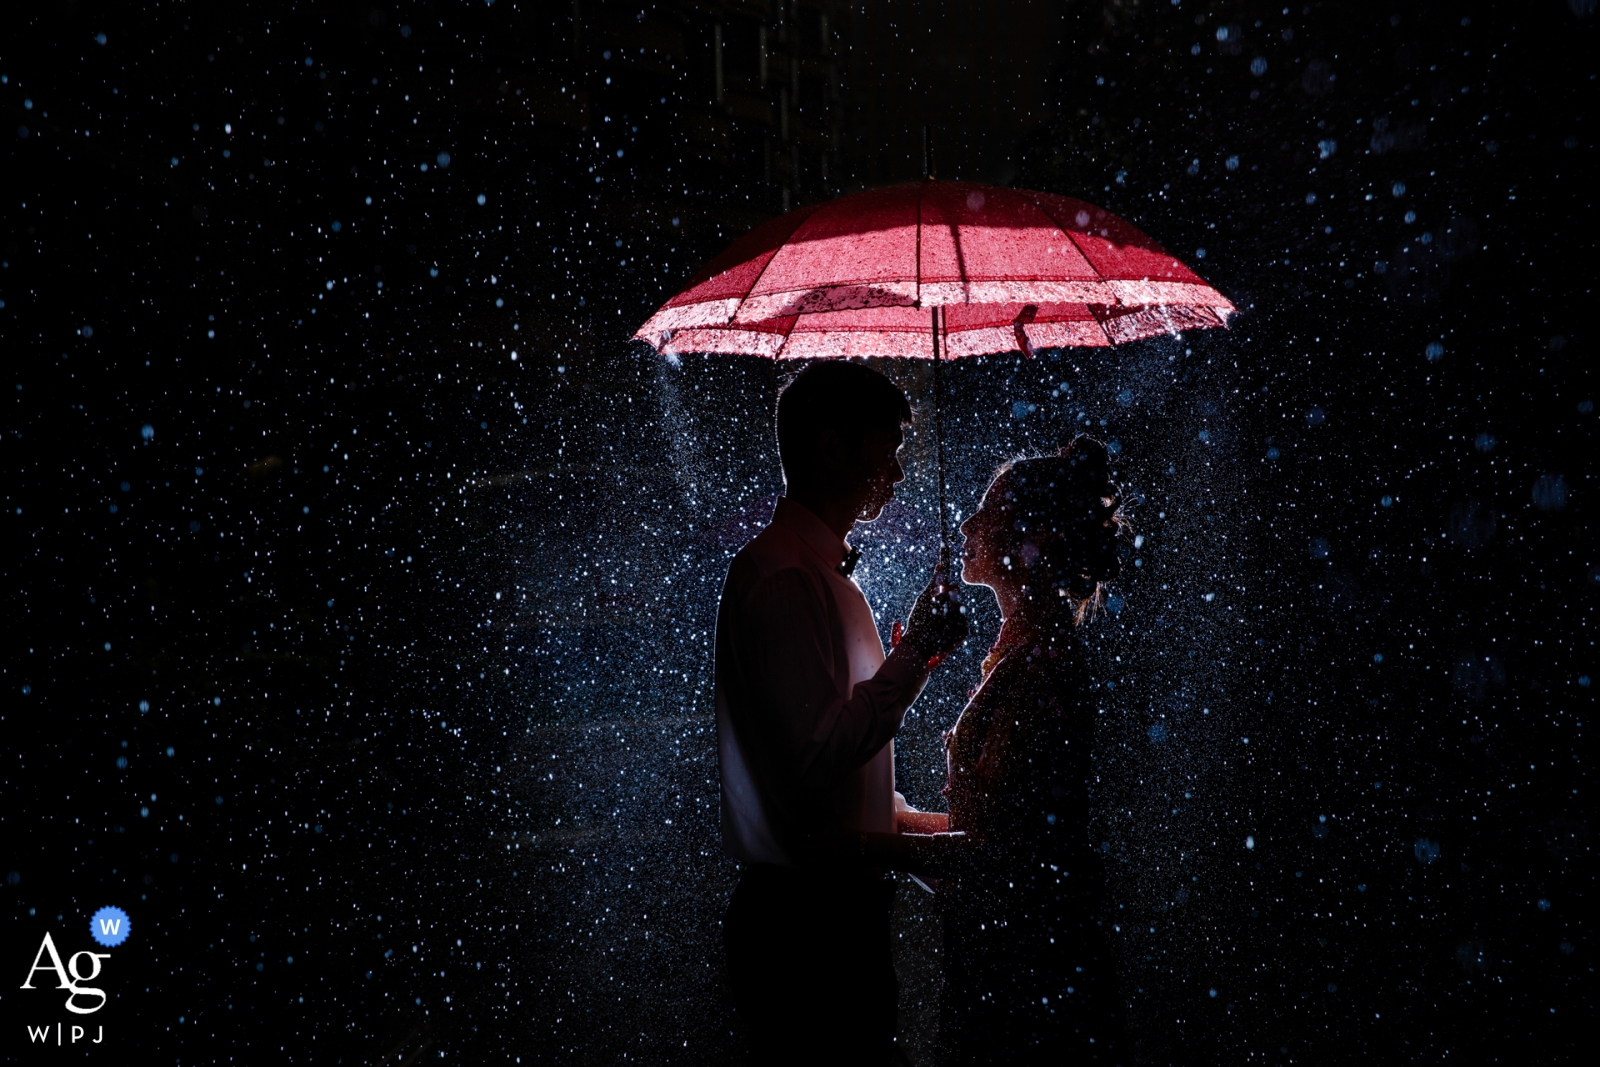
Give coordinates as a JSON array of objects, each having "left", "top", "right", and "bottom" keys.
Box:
[{"left": 772, "top": 497, "right": 849, "bottom": 571}]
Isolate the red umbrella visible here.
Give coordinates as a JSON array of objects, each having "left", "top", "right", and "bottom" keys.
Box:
[
  {"left": 633, "top": 180, "right": 1233, "bottom": 551},
  {"left": 634, "top": 181, "right": 1233, "bottom": 344}
]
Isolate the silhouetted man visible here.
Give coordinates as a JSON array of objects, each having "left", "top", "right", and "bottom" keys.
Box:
[{"left": 716, "top": 361, "right": 967, "bottom": 1066}]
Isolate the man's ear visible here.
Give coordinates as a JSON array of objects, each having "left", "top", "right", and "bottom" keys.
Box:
[{"left": 814, "top": 425, "right": 848, "bottom": 475}]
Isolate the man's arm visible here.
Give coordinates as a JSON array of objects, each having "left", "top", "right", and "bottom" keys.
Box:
[{"left": 740, "top": 567, "right": 929, "bottom": 795}]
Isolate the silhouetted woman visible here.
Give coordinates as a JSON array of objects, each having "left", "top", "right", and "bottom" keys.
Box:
[{"left": 936, "top": 436, "right": 1128, "bottom": 1064}]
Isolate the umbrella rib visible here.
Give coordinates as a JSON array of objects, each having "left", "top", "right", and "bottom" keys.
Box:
[
  {"left": 772, "top": 315, "right": 799, "bottom": 360},
  {"left": 914, "top": 183, "right": 925, "bottom": 308},
  {"left": 1087, "top": 303, "right": 1119, "bottom": 347},
  {"left": 1021, "top": 189, "right": 1117, "bottom": 303},
  {"left": 947, "top": 199, "right": 970, "bottom": 305},
  {"left": 730, "top": 202, "right": 823, "bottom": 327}
]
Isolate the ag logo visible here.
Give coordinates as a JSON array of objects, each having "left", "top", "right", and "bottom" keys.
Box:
[{"left": 19, "top": 906, "right": 130, "bottom": 1014}]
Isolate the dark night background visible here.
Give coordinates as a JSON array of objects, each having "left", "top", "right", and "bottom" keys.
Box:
[{"left": 1, "top": 1, "right": 1593, "bottom": 1063}]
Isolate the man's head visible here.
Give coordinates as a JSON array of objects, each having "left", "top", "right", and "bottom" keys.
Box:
[{"left": 775, "top": 361, "right": 912, "bottom": 524}]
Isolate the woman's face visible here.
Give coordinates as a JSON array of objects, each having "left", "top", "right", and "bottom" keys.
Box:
[{"left": 959, "top": 477, "right": 1015, "bottom": 591}]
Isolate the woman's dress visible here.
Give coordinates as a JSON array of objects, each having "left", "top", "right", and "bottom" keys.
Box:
[{"left": 937, "top": 618, "right": 1125, "bottom": 1064}]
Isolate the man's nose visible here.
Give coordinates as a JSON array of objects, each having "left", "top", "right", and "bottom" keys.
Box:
[{"left": 891, "top": 459, "right": 905, "bottom": 485}]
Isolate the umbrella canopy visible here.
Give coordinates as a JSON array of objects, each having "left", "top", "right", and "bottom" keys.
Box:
[
  {"left": 652, "top": 300, "right": 1227, "bottom": 361},
  {"left": 634, "top": 181, "right": 1233, "bottom": 350}
]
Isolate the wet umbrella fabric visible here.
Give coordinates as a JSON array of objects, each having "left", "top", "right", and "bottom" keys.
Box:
[
  {"left": 646, "top": 300, "right": 1227, "bottom": 362},
  {"left": 633, "top": 181, "right": 1234, "bottom": 346}
]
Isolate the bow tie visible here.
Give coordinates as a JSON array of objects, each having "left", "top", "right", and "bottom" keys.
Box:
[{"left": 837, "top": 544, "right": 861, "bottom": 578}]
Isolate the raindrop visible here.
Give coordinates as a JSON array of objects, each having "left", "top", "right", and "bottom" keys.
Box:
[{"left": 1531, "top": 474, "right": 1568, "bottom": 512}]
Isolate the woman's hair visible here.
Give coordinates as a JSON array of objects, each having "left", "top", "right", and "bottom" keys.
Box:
[{"left": 986, "top": 435, "right": 1127, "bottom": 627}]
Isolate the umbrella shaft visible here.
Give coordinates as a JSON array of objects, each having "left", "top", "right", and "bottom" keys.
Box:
[{"left": 931, "top": 306, "right": 948, "bottom": 561}]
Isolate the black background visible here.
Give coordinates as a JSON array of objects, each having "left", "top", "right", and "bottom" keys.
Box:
[{"left": 2, "top": 2, "right": 1593, "bottom": 1063}]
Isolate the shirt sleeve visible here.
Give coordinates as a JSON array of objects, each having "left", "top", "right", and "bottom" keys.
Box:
[{"left": 738, "top": 566, "right": 928, "bottom": 795}]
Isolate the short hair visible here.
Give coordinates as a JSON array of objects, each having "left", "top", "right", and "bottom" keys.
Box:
[{"left": 775, "top": 361, "right": 912, "bottom": 486}]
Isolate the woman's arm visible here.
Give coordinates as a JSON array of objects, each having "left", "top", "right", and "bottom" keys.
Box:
[
  {"left": 893, "top": 789, "right": 950, "bottom": 834},
  {"left": 897, "top": 810, "right": 950, "bottom": 834}
]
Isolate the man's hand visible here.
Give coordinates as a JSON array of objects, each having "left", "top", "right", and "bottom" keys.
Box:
[{"left": 901, "top": 560, "right": 968, "bottom": 663}]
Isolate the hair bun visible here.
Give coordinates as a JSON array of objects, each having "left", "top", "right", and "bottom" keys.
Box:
[{"left": 1059, "top": 435, "right": 1110, "bottom": 471}]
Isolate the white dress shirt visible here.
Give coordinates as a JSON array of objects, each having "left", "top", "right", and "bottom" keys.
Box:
[{"left": 714, "top": 497, "right": 929, "bottom": 866}]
